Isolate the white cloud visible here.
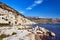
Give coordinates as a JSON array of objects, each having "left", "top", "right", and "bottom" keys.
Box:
[
  {"left": 26, "top": 7, "right": 32, "bottom": 10},
  {"left": 34, "top": 0, "right": 43, "bottom": 4},
  {"left": 26, "top": 4, "right": 36, "bottom": 10},
  {"left": 26, "top": 0, "right": 43, "bottom": 10}
]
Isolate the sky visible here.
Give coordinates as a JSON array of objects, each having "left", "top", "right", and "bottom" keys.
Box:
[{"left": 0, "top": 0, "right": 60, "bottom": 18}]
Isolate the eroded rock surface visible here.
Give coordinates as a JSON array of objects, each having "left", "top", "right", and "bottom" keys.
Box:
[{"left": 0, "top": 26, "right": 55, "bottom": 40}]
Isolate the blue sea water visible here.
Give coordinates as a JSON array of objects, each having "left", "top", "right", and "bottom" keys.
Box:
[{"left": 31, "top": 24, "right": 60, "bottom": 40}]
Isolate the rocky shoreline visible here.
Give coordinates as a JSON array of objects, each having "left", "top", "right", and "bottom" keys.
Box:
[{"left": 0, "top": 25, "right": 55, "bottom": 40}]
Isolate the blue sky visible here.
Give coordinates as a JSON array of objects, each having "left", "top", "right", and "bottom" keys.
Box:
[{"left": 0, "top": 0, "right": 60, "bottom": 18}]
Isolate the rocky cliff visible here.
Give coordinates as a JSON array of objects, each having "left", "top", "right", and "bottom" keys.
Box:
[{"left": 0, "top": 2, "right": 35, "bottom": 26}]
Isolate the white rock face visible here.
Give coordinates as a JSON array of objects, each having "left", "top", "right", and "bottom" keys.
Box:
[
  {"left": 0, "top": 25, "right": 55, "bottom": 40},
  {"left": 0, "top": 7, "right": 35, "bottom": 25},
  {"left": 3, "top": 30, "right": 35, "bottom": 40}
]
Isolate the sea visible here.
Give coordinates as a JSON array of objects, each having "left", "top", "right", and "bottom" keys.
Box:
[{"left": 31, "top": 23, "right": 60, "bottom": 40}]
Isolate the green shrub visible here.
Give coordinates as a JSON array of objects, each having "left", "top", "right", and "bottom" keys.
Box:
[
  {"left": 0, "top": 37, "right": 2, "bottom": 40},
  {"left": 0, "top": 34, "right": 10, "bottom": 40},
  {"left": 0, "top": 34, "right": 10, "bottom": 38}
]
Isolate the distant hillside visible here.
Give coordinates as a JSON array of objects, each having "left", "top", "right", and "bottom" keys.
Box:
[{"left": 27, "top": 17, "right": 60, "bottom": 24}]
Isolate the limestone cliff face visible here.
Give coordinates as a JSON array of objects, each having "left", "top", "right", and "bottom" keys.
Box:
[{"left": 0, "top": 2, "right": 35, "bottom": 26}]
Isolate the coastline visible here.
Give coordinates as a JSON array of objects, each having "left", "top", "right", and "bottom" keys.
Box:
[{"left": 0, "top": 25, "right": 55, "bottom": 40}]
